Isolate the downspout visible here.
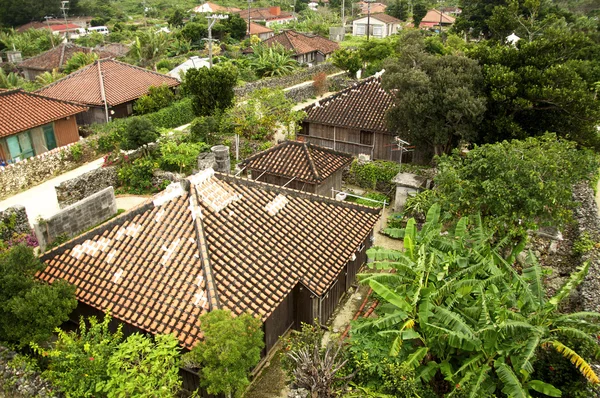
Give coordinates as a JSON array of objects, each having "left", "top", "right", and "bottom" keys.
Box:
[{"left": 97, "top": 60, "right": 109, "bottom": 123}]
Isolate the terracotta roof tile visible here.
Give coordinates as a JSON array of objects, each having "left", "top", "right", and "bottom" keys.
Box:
[
  {"left": 263, "top": 30, "right": 339, "bottom": 56},
  {"left": 303, "top": 76, "right": 393, "bottom": 133},
  {"left": 368, "top": 13, "right": 402, "bottom": 23},
  {"left": 19, "top": 43, "right": 116, "bottom": 72},
  {"left": 39, "top": 173, "right": 380, "bottom": 349},
  {"left": 235, "top": 7, "right": 294, "bottom": 22},
  {"left": 36, "top": 59, "right": 180, "bottom": 107},
  {"left": 249, "top": 21, "right": 273, "bottom": 35},
  {"left": 0, "top": 89, "right": 87, "bottom": 138},
  {"left": 240, "top": 140, "right": 353, "bottom": 184},
  {"left": 421, "top": 9, "right": 456, "bottom": 24}
]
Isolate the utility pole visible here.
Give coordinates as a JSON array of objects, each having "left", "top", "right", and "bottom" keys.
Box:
[
  {"left": 247, "top": 0, "right": 252, "bottom": 36},
  {"left": 438, "top": 0, "right": 443, "bottom": 35},
  {"left": 206, "top": 14, "right": 228, "bottom": 67},
  {"left": 341, "top": 0, "right": 345, "bottom": 27},
  {"left": 366, "top": 0, "right": 374, "bottom": 40},
  {"left": 60, "top": 1, "right": 69, "bottom": 42},
  {"left": 45, "top": 16, "right": 56, "bottom": 47}
]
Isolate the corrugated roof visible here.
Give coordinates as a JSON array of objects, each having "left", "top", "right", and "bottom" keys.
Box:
[
  {"left": 263, "top": 30, "right": 339, "bottom": 56},
  {"left": 303, "top": 76, "right": 394, "bottom": 133},
  {"left": 240, "top": 140, "right": 353, "bottom": 184},
  {"left": 39, "top": 173, "right": 380, "bottom": 349},
  {"left": 0, "top": 89, "right": 87, "bottom": 138},
  {"left": 36, "top": 59, "right": 180, "bottom": 107}
]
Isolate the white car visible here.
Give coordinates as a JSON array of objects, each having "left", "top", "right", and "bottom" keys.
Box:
[{"left": 87, "top": 26, "right": 109, "bottom": 35}]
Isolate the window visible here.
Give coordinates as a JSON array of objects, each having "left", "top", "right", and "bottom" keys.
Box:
[
  {"left": 360, "top": 130, "right": 374, "bottom": 146},
  {"left": 126, "top": 103, "right": 133, "bottom": 115},
  {"left": 6, "top": 131, "right": 35, "bottom": 161},
  {"left": 301, "top": 122, "right": 310, "bottom": 136},
  {"left": 355, "top": 24, "right": 366, "bottom": 35},
  {"left": 42, "top": 124, "right": 57, "bottom": 151},
  {"left": 373, "top": 26, "right": 383, "bottom": 37}
]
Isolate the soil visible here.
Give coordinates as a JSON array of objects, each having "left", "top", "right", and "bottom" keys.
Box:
[{"left": 244, "top": 351, "right": 289, "bottom": 398}]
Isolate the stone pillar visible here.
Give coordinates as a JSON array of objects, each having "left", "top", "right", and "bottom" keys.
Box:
[
  {"left": 0, "top": 205, "right": 30, "bottom": 240},
  {"left": 211, "top": 145, "right": 230, "bottom": 174},
  {"left": 197, "top": 152, "right": 216, "bottom": 171}
]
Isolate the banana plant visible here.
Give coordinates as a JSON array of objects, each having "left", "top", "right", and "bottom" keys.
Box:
[{"left": 355, "top": 204, "right": 600, "bottom": 397}]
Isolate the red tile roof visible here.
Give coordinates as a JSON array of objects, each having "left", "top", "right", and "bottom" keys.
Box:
[
  {"left": 192, "top": 2, "right": 241, "bottom": 12},
  {"left": 36, "top": 59, "right": 180, "bottom": 107},
  {"left": 421, "top": 9, "right": 456, "bottom": 25},
  {"left": 50, "top": 23, "right": 81, "bottom": 31},
  {"left": 240, "top": 140, "right": 353, "bottom": 184},
  {"left": 0, "top": 89, "right": 87, "bottom": 138},
  {"left": 39, "top": 172, "right": 380, "bottom": 349},
  {"left": 368, "top": 13, "right": 402, "bottom": 24},
  {"left": 357, "top": 1, "right": 387, "bottom": 14},
  {"left": 235, "top": 6, "right": 294, "bottom": 22},
  {"left": 19, "top": 43, "right": 117, "bottom": 72},
  {"left": 303, "top": 76, "right": 394, "bottom": 133},
  {"left": 249, "top": 21, "right": 273, "bottom": 35},
  {"left": 263, "top": 30, "right": 339, "bottom": 56}
]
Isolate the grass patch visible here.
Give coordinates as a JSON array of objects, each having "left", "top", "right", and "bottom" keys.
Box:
[
  {"left": 244, "top": 351, "right": 287, "bottom": 398},
  {"left": 345, "top": 191, "right": 389, "bottom": 208}
]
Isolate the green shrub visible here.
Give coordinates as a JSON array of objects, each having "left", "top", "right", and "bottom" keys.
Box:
[
  {"left": 69, "top": 143, "right": 83, "bottom": 162},
  {"left": 159, "top": 141, "right": 208, "bottom": 174},
  {"left": 349, "top": 160, "right": 400, "bottom": 191},
  {"left": 96, "top": 129, "right": 123, "bottom": 152},
  {"left": 122, "top": 117, "right": 158, "bottom": 150},
  {"left": 189, "top": 113, "right": 223, "bottom": 145},
  {"left": 145, "top": 98, "right": 196, "bottom": 129},
  {"left": 133, "top": 84, "right": 177, "bottom": 115},
  {"left": 117, "top": 157, "right": 156, "bottom": 192},
  {"left": 573, "top": 232, "right": 598, "bottom": 255}
]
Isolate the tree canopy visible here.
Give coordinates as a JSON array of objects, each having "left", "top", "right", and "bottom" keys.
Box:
[{"left": 183, "top": 64, "right": 238, "bottom": 117}]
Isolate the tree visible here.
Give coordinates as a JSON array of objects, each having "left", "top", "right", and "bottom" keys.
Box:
[
  {"left": 452, "top": 0, "right": 508, "bottom": 38},
  {"left": 35, "top": 69, "right": 65, "bottom": 86},
  {"left": 159, "top": 141, "right": 208, "bottom": 174},
  {"left": 183, "top": 64, "right": 238, "bottom": 116},
  {"left": 179, "top": 22, "right": 208, "bottom": 47},
  {"left": 183, "top": 310, "right": 264, "bottom": 398},
  {"left": 129, "top": 31, "right": 170, "bottom": 70},
  {"left": 357, "top": 205, "right": 600, "bottom": 397},
  {"left": 102, "top": 333, "right": 182, "bottom": 398},
  {"left": 0, "top": 0, "right": 62, "bottom": 27},
  {"left": 421, "top": 134, "right": 599, "bottom": 238},
  {"left": 133, "top": 84, "right": 176, "bottom": 115},
  {"left": 220, "top": 13, "right": 248, "bottom": 41},
  {"left": 225, "top": 88, "right": 306, "bottom": 140},
  {"left": 331, "top": 48, "right": 362, "bottom": 77},
  {"left": 122, "top": 116, "right": 158, "bottom": 150},
  {"left": 382, "top": 48, "right": 486, "bottom": 157},
  {"left": 0, "top": 245, "right": 77, "bottom": 347},
  {"left": 469, "top": 27, "right": 600, "bottom": 147},
  {"left": 168, "top": 9, "right": 185, "bottom": 28},
  {"left": 39, "top": 314, "right": 124, "bottom": 397},
  {"left": 386, "top": 0, "right": 409, "bottom": 21},
  {"left": 412, "top": 2, "right": 428, "bottom": 27},
  {"left": 63, "top": 52, "right": 99, "bottom": 74}
]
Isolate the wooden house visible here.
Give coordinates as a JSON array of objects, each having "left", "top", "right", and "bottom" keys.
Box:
[
  {"left": 0, "top": 89, "right": 87, "bottom": 164},
  {"left": 300, "top": 75, "right": 408, "bottom": 162},
  {"left": 36, "top": 59, "right": 180, "bottom": 125},
  {"left": 240, "top": 140, "right": 353, "bottom": 196},
  {"left": 38, "top": 170, "right": 380, "bottom": 390}
]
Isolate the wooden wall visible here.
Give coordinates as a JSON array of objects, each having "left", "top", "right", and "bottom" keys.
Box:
[
  {"left": 250, "top": 170, "right": 317, "bottom": 193},
  {"left": 54, "top": 117, "right": 80, "bottom": 147},
  {"left": 294, "top": 283, "right": 315, "bottom": 328},
  {"left": 315, "top": 168, "right": 344, "bottom": 197},
  {"left": 264, "top": 291, "right": 295, "bottom": 353},
  {"left": 300, "top": 122, "right": 404, "bottom": 162},
  {"left": 76, "top": 107, "right": 107, "bottom": 125}
]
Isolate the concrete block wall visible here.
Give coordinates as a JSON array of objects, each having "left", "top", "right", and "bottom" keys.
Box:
[{"left": 35, "top": 187, "right": 117, "bottom": 251}]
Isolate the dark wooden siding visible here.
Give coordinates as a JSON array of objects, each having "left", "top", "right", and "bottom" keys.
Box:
[
  {"left": 249, "top": 170, "right": 317, "bottom": 193},
  {"left": 299, "top": 122, "right": 407, "bottom": 162},
  {"left": 264, "top": 291, "right": 295, "bottom": 353},
  {"left": 294, "top": 283, "right": 315, "bottom": 328},
  {"left": 315, "top": 168, "right": 344, "bottom": 197}
]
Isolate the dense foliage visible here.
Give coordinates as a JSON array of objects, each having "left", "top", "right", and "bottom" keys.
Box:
[
  {"left": 133, "top": 84, "right": 177, "bottom": 115},
  {"left": 183, "top": 64, "right": 238, "bottom": 116},
  {"left": 63, "top": 52, "right": 99, "bottom": 74},
  {"left": 354, "top": 205, "right": 600, "bottom": 397},
  {"left": 121, "top": 116, "right": 159, "bottom": 150},
  {"left": 0, "top": 245, "right": 77, "bottom": 347},
  {"left": 249, "top": 44, "right": 299, "bottom": 78},
  {"left": 183, "top": 309, "right": 264, "bottom": 398}
]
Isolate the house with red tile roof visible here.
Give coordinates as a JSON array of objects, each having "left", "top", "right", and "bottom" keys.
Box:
[
  {"left": 0, "top": 89, "right": 87, "bottom": 164},
  {"left": 18, "top": 43, "right": 118, "bottom": 81},
  {"left": 248, "top": 21, "right": 274, "bottom": 40},
  {"left": 352, "top": 13, "right": 401, "bottom": 38},
  {"left": 38, "top": 170, "right": 380, "bottom": 389},
  {"left": 240, "top": 140, "right": 353, "bottom": 196},
  {"left": 357, "top": 1, "right": 387, "bottom": 15},
  {"left": 192, "top": 1, "right": 241, "bottom": 13},
  {"left": 420, "top": 9, "right": 456, "bottom": 28},
  {"left": 300, "top": 75, "right": 409, "bottom": 162},
  {"left": 235, "top": 6, "right": 295, "bottom": 27},
  {"left": 259, "top": 30, "right": 339, "bottom": 64},
  {"left": 36, "top": 59, "right": 180, "bottom": 125}
]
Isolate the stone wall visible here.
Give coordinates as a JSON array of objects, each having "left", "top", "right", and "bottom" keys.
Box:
[
  {"left": 0, "top": 205, "right": 30, "bottom": 241},
  {"left": 0, "top": 140, "right": 98, "bottom": 200},
  {"left": 34, "top": 187, "right": 117, "bottom": 251},
  {"left": 55, "top": 167, "right": 119, "bottom": 209},
  {"left": 0, "top": 346, "right": 59, "bottom": 398},
  {"left": 572, "top": 183, "right": 600, "bottom": 313},
  {"left": 233, "top": 63, "right": 340, "bottom": 98}
]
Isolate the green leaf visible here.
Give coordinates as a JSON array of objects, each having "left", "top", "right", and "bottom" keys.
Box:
[
  {"left": 495, "top": 361, "right": 527, "bottom": 398},
  {"left": 368, "top": 279, "right": 412, "bottom": 313},
  {"left": 527, "top": 380, "right": 562, "bottom": 397},
  {"left": 403, "top": 347, "right": 428, "bottom": 369}
]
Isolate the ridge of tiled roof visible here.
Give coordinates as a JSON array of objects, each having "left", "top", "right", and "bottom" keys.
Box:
[
  {"left": 19, "top": 43, "right": 115, "bottom": 72},
  {"left": 249, "top": 21, "right": 273, "bottom": 34},
  {"left": 235, "top": 7, "right": 294, "bottom": 21},
  {"left": 240, "top": 140, "right": 353, "bottom": 184},
  {"left": 422, "top": 9, "right": 456, "bottom": 24},
  {"left": 35, "top": 59, "right": 180, "bottom": 107},
  {"left": 303, "top": 75, "right": 394, "bottom": 134},
  {"left": 368, "top": 13, "right": 402, "bottom": 23},
  {"left": 263, "top": 30, "right": 339, "bottom": 56},
  {"left": 0, "top": 89, "right": 88, "bottom": 138},
  {"left": 39, "top": 172, "right": 380, "bottom": 349}
]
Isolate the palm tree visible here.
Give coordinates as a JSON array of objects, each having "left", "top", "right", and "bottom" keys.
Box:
[
  {"left": 63, "top": 52, "right": 99, "bottom": 74},
  {"left": 0, "top": 69, "right": 24, "bottom": 89},
  {"left": 129, "top": 31, "right": 170, "bottom": 70},
  {"left": 35, "top": 69, "right": 65, "bottom": 86},
  {"left": 249, "top": 43, "right": 298, "bottom": 77},
  {"left": 356, "top": 205, "right": 600, "bottom": 397}
]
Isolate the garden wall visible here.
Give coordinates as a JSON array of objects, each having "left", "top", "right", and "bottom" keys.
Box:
[
  {"left": 0, "top": 346, "right": 59, "bottom": 398},
  {"left": 34, "top": 187, "right": 117, "bottom": 251},
  {"left": 284, "top": 74, "right": 354, "bottom": 103},
  {"left": 572, "top": 183, "right": 600, "bottom": 313},
  {"left": 55, "top": 167, "right": 119, "bottom": 209},
  {"left": 0, "top": 205, "right": 30, "bottom": 241},
  {"left": 233, "top": 63, "right": 340, "bottom": 98},
  {"left": 0, "top": 141, "right": 98, "bottom": 200}
]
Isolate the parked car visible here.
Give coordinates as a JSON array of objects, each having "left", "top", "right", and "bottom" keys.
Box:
[{"left": 87, "top": 26, "right": 109, "bottom": 35}]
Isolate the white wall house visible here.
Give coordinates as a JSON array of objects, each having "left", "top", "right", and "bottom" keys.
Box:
[{"left": 352, "top": 14, "right": 401, "bottom": 38}]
